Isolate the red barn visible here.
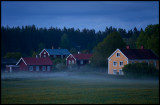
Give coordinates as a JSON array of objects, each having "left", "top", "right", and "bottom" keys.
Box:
[
  {"left": 16, "top": 57, "right": 53, "bottom": 72},
  {"left": 66, "top": 53, "right": 93, "bottom": 66}
]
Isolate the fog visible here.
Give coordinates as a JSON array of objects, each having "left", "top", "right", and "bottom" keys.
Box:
[{"left": 1, "top": 70, "right": 159, "bottom": 85}]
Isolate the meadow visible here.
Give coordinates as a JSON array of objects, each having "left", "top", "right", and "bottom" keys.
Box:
[{"left": 1, "top": 71, "right": 159, "bottom": 104}]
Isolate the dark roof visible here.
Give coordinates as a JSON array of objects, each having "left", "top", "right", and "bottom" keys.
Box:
[
  {"left": 119, "top": 48, "right": 159, "bottom": 60},
  {"left": 19, "top": 57, "right": 53, "bottom": 65},
  {"left": 45, "top": 49, "right": 70, "bottom": 55},
  {"left": 73, "top": 54, "right": 93, "bottom": 60}
]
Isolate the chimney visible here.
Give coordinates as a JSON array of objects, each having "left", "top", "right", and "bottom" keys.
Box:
[
  {"left": 52, "top": 46, "right": 54, "bottom": 49},
  {"left": 126, "top": 45, "right": 130, "bottom": 49},
  {"left": 141, "top": 45, "right": 144, "bottom": 50}
]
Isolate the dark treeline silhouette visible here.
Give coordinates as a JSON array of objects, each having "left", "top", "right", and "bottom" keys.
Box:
[{"left": 1, "top": 25, "right": 141, "bottom": 58}]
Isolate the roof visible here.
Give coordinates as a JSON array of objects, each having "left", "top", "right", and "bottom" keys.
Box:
[
  {"left": 17, "top": 57, "right": 53, "bottom": 65},
  {"left": 73, "top": 54, "right": 93, "bottom": 60},
  {"left": 45, "top": 49, "right": 70, "bottom": 55},
  {"left": 119, "top": 48, "right": 159, "bottom": 60}
]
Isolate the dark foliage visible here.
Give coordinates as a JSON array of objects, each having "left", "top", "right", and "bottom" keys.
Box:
[
  {"left": 1, "top": 25, "right": 140, "bottom": 58},
  {"left": 122, "top": 63, "right": 159, "bottom": 78}
]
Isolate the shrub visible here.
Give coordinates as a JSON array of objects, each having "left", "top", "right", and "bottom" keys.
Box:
[{"left": 122, "top": 63, "right": 159, "bottom": 78}]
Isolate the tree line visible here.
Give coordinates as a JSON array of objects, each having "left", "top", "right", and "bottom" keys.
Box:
[
  {"left": 1, "top": 25, "right": 141, "bottom": 57},
  {"left": 1, "top": 24, "right": 159, "bottom": 66}
]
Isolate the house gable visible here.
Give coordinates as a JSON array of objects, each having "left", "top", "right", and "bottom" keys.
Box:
[
  {"left": 66, "top": 54, "right": 76, "bottom": 65},
  {"left": 39, "top": 49, "right": 50, "bottom": 57},
  {"left": 16, "top": 57, "right": 27, "bottom": 66},
  {"left": 108, "top": 49, "right": 128, "bottom": 75},
  {"left": 108, "top": 49, "right": 128, "bottom": 60}
]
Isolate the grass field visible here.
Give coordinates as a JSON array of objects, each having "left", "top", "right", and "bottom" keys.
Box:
[{"left": 1, "top": 72, "right": 159, "bottom": 104}]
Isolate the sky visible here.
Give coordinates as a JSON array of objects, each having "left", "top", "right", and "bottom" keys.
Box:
[{"left": 1, "top": 1, "right": 159, "bottom": 32}]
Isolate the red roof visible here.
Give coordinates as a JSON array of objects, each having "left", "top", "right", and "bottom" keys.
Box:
[
  {"left": 19, "top": 57, "right": 53, "bottom": 65},
  {"left": 73, "top": 54, "right": 93, "bottom": 60}
]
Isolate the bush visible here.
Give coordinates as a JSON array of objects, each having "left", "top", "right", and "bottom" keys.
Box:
[{"left": 122, "top": 63, "right": 159, "bottom": 78}]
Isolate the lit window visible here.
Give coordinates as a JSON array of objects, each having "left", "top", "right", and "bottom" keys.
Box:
[
  {"left": 80, "top": 60, "right": 83, "bottom": 64},
  {"left": 44, "top": 52, "right": 46, "bottom": 54},
  {"left": 119, "top": 61, "right": 123, "bottom": 66},
  {"left": 29, "top": 66, "right": 33, "bottom": 71},
  {"left": 72, "top": 60, "right": 75, "bottom": 64},
  {"left": 36, "top": 66, "right": 39, "bottom": 71},
  {"left": 113, "top": 61, "right": 117, "bottom": 66},
  {"left": 47, "top": 66, "right": 50, "bottom": 71},
  {"left": 68, "top": 60, "right": 71, "bottom": 64},
  {"left": 113, "top": 70, "right": 117, "bottom": 75},
  {"left": 42, "top": 66, "right": 46, "bottom": 71},
  {"left": 116, "top": 53, "right": 120, "bottom": 57}
]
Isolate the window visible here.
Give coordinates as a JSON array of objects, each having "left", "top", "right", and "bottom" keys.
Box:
[
  {"left": 116, "top": 53, "right": 120, "bottom": 57},
  {"left": 113, "top": 61, "right": 117, "bottom": 66},
  {"left": 119, "top": 70, "right": 123, "bottom": 75},
  {"left": 68, "top": 60, "right": 71, "bottom": 64},
  {"left": 119, "top": 61, "right": 123, "bottom": 66},
  {"left": 72, "top": 60, "right": 75, "bottom": 64},
  {"left": 36, "top": 66, "right": 39, "bottom": 71},
  {"left": 44, "top": 52, "right": 46, "bottom": 54},
  {"left": 44, "top": 55, "right": 46, "bottom": 58},
  {"left": 80, "top": 60, "right": 83, "bottom": 64},
  {"left": 113, "top": 69, "right": 117, "bottom": 75},
  {"left": 29, "top": 66, "right": 33, "bottom": 71},
  {"left": 42, "top": 66, "right": 46, "bottom": 71},
  {"left": 47, "top": 66, "right": 50, "bottom": 71}
]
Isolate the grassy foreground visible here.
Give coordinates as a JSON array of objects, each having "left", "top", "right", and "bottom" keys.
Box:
[{"left": 1, "top": 72, "right": 159, "bottom": 104}]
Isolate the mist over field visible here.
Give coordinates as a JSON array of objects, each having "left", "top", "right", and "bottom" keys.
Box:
[
  {"left": 1, "top": 70, "right": 159, "bottom": 84},
  {"left": 1, "top": 69, "right": 159, "bottom": 104}
]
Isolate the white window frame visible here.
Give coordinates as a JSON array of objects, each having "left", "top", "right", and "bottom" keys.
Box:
[
  {"left": 68, "top": 60, "right": 71, "bottom": 64},
  {"left": 116, "top": 53, "right": 120, "bottom": 57},
  {"left": 36, "top": 66, "right": 39, "bottom": 71},
  {"left": 42, "top": 66, "right": 46, "bottom": 71},
  {"left": 113, "top": 61, "right": 117, "bottom": 67},
  {"left": 29, "top": 66, "right": 33, "bottom": 71},
  {"left": 119, "top": 61, "right": 123, "bottom": 66},
  {"left": 44, "top": 52, "right": 46, "bottom": 54},
  {"left": 80, "top": 60, "right": 83, "bottom": 64},
  {"left": 72, "top": 60, "right": 75, "bottom": 64},
  {"left": 113, "top": 69, "right": 117, "bottom": 75},
  {"left": 47, "top": 66, "right": 50, "bottom": 71}
]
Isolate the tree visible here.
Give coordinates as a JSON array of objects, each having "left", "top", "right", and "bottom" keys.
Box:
[
  {"left": 4, "top": 52, "right": 22, "bottom": 60},
  {"left": 38, "top": 43, "right": 45, "bottom": 53},
  {"left": 60, "top": 33, "right": 71, "bottom": 50},
  {"left": 91, "top": 32, "right": 126, "bottom": 67},
  {"left": 136, "top": 24, "right": 159, "bottom": 55},
  {"left": 32, "top": 51, "right": 38, "bottom": 57}
]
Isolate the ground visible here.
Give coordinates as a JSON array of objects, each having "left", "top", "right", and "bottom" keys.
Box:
[{"left": 1, "top": 71, "right": 159, "bottom": 104}]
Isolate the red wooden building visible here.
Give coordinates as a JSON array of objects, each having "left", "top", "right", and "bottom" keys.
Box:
[
  {"left": 66, "top": 53, "right": 93, "bottom": 66},
  {"left": 16, "top": 57, "right": 53, "bottom": 72}
]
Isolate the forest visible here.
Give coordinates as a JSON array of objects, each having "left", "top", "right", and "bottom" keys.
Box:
[{"left": 1, "top": 24, "right": 159, "bottom": 66}]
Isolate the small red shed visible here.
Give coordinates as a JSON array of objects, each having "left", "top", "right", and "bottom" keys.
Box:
[
  {"left": 66, "top": 53, "right": 93, "bottom": 66},
  {"left": 16, "top": 57, "right": 53, "bottom": 72}
]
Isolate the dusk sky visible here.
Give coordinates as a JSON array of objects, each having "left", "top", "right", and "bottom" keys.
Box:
[{"left": 1, "top": 1, "right": 159, "bottom": 32}]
